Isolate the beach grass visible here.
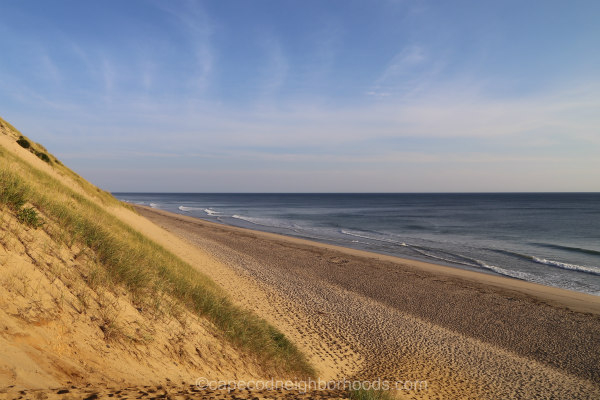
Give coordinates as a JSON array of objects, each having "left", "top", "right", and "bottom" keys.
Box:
[{"left": 0, "top": 122, "right": 314, "bottom": 377}]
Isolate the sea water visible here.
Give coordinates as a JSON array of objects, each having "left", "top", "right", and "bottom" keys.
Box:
[{"left": 113, "top": 193, "right": 600, "bottom": 296}]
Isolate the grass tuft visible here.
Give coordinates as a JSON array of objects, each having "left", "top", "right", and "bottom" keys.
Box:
[
  {"left": 16, "top": 137, "right": 31, "bottom": 149},
  {"left": 34, "top": 151, "right": 51, "bottom": 163},
  {"left": 16, "top": 207, "right": 44, "bottom": 228},
  {"left": 0, "top": 169, "right": 28, "bottom": 210}
]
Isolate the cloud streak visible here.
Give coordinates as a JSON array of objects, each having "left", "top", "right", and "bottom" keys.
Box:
[{"left": 159, "top": 0, "right": 214, "bottom": 94}]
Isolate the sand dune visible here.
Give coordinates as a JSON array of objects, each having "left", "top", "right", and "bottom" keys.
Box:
[{"left": 0, "top": 119, "right": 320, "bottom": 399}]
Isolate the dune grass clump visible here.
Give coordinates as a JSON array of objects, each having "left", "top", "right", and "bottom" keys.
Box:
[
  {"left": 17, "top": 135, "right": 52, "bottom": 164},
  {"left": 1, "top": 170, "right": 43, "bottom": 229},
  {"left": 15, "top": 135, "right": 51, "bottom": 163},
  {"left": 16, "top": 207, "right": 44, "bottom": 228},
  {"left": 0, "top": 144, "right": 314, "bottom": 377},
  {"left": 0, "top": 169, "right": 27, "bottom": 210},
  {"left": 35, "top": 151, "right": 51, "bottom": 163},
  {"left": 16, "top": 136, "right": 31, "bottom": 149}
]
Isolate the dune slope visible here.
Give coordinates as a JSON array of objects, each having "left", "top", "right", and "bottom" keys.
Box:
[{"left": 0, "top": 117, "right": 314, "bottom": 395}]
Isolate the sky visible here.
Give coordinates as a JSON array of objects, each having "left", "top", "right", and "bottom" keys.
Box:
[{"left": 1, "top": 0, "right": 599, "bottom": 192}]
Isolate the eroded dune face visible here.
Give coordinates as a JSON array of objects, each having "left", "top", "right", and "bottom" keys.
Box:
[
  {"left": 0, "top": 119, "right": 290, "bottom": 392},
  {"left": 0, "top": 209, "right": 262, "bottom": 389}
]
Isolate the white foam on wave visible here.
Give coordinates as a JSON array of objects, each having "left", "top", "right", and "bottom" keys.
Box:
[
  {"left": 417, "top": 249, "right": 538, "bottom": 282},
  {"left": 532, "top": 257, "right": 600, "bottom": 276},
  {"left": 232, "top": 214, "right": 296, "bottom": 229},
  {"left": 340, "top": 229, "right": 369, "bottom": 239},
  {"left": 340, "top": 229, "right": 541, "bottom": 281},
  {"left": 123, "top": 200, "right": 146, "bottom": 205},
  {"left": 341, "top": 229, "right": 404, "bottom": 245},
  {"left": 178, "top": 206, "right": 221, "bottom": 216},
  {"left": 410, "top": 246, "right": 478, "bottom": 268},
  {"left": 232, "top": 214, "right": 256, "bottom": 223},
  {"left": 473, "top": 260, "right": 535, "bottom": 281},
  {"left": 342, "top": 229, "right": 483, "bottom": 270},
  {"left": 149, "top": 203, "right": 158, "bottom": 209}
]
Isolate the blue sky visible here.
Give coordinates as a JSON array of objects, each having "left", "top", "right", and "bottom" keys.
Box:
[{"left": 1, "top": 0, "right": 599, "bottom": 192}]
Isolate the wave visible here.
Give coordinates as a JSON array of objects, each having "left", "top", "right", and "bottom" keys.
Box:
[
  {"left": 390, "top": 242, "right": 536, "bottom": 281},
  {"left": 532, "top": 242, "right": 600, "bottom": 257},
  {"left": 472, "top": 260, "right": 533, "bottom": 281},
  {"left": 340, "top": 229, "right": 407, "bottom": 246},
  {"left": 419, "top": 247, "right": 536, "bottom": 281},
  {"left": 122, "top": 200, "right": 146, "bottom": 205},
  {"left": 232, "top": 214, "right": 261, "bottom": 225},
  {"left": 340, "top": 229, "right": 527, "bottom": 280},
  {"left": 492, "top": 249, "right": 600, "bottom": 276},
  {"left": 341, "top": 229, "right": 485, "bottom": 268},
  {"left": 178, "top": 206, "right": 221, "bottom": 216},
  {"left": 232, "top": 214, "right": 297, "bottom": 230},
  {"left": 408, "top": 246, "right": 483, "bottom": 269},
  {"left": 149, "top": 203, "right": 158, "bottom": 208},
  {"left": 531, "top": 257, "right": 600, "bottom": 276},
  {"left": 178, "top": 205, "right": 205, "bottom": 212},
  {"left": 405, "top": 244, "right": 534, "bottom": 281},
  {"left": 492, "top": 249, "right": 533, "bottom": 261}
]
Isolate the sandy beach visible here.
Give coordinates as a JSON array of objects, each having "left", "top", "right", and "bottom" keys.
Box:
[
  {"left": 135, "top": 205, "right": 600, "bottom": 399},
  {"left": 3, "top": 0, "right": 600, "bottom": 398}
]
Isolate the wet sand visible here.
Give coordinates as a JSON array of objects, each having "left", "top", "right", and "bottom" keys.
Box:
[{"left": 135, "top": 206, "right": 600, "bottom": 399}]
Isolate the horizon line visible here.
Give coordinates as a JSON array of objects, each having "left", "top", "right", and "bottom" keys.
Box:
[{"left": 111, "top": 191, "right": 600, "bottom": 194}]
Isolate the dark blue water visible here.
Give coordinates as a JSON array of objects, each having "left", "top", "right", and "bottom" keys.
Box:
[{"left": 114, "top": 193, "right": 600, "bottom": 296}]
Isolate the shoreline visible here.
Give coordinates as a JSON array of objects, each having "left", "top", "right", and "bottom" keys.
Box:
[
  {"left": 136, "top": 205, "right": 600, "bottom": 315},
  {"left": 134, "top": 204, "right": 600, "bottom": 398}
]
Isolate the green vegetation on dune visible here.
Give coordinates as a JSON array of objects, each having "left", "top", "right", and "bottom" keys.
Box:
[
  {"left": 0, "top": 120, "right": 314, "bottom": 377},
  {"left": 16, "top": 137, "right": 31, "bottom": 149}
]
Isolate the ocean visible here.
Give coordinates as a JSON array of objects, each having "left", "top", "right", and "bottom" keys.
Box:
[{"left": 113, "top": 193, "right": 600, "bottom": 296}]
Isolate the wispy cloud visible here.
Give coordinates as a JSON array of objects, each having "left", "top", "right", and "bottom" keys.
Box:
[
  {"left": 101, "top": 57, "right": 116, "bottom": 103},
  {"left": 378, "top": 45, "right": 426, "bottom": 81},
  {"left": 54, "top": 82, "right": 595, "bottom": 173},
  {"left": 39, "top": 54, "right": 62, "bottom": 84},
  {"left": 302, "top": 22, "right": 342, "bottom": 89},
  {"left": 256, "top": 34, "right": 289, "bottom": 105},
  {"left": 159, "top": 0, "right": 214, "bottom": 94},
  {"left": 368, "top": 45, "right": 428, "bottom": 97}
]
